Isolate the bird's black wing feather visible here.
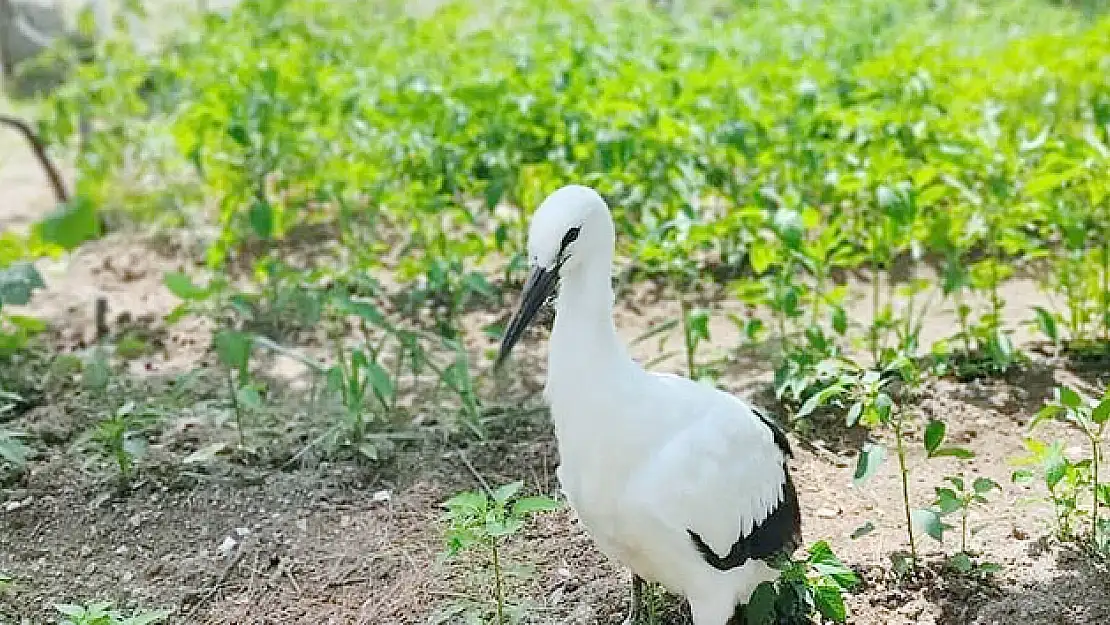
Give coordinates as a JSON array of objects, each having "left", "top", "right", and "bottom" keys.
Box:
[{"left": 686, "top": 406, "right": 802, "bottom": 571}]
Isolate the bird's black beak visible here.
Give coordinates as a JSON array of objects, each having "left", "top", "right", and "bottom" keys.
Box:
[{"left": 495, "top": 264, "right": 560, "bottom": 368}]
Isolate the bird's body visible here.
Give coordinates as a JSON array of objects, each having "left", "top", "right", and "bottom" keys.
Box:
[{"left": 497, "top": 185, "right": 802, "bottom": 625}]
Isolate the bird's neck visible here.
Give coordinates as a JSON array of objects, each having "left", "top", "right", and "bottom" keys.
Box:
[{"left": 549, "top": 264, "right": 633, "bottom": 380}]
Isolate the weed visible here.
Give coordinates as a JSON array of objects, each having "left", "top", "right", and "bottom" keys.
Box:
[
  {"left": 214, "top": 329, "right": 258, "bottom": 448},
  {"left": 1016, "top": 385, "right": 1110, "bottom": 551},
  {"left": 83, "top": 401, "right": 158, "bottom": 486},
  {"left": 53, "top": 602, "right": 169, "bottom": 625},
  {"left": 441, "top": 481, "right": 559, "bottom": 624},
  {"left": 924, "top": 473, "right": 1002, "bottom": 572}
]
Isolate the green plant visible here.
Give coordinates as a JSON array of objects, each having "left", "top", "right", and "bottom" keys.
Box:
[
  {"left": 0, "top": 261, "right": 47, "bottom": 354},
  {"left": 325, "top": 342, "right": 395, "bottom": 462},
  {"left": 214, "top": 329, "right": 259, "bottom": 448},
  {"left": 1016, "top": 385, "right": 1110, "bottom": 551},
  {"left": 744, "top": 541, "right": 860, "bottom": 624},
  {"left": 441, "top": 481, "right": 559, "bottom": 625},
  {"left": 0, "top": 428, "right": 31, "bottom": 476},
  {"left": 53, "top": 602, "right": 169, "bottom": 625},
  {"left": 85, "top": 401, "right": 158, "bottom": 485},
  {"left": 918, "top": 471, "right": 1003, "bottom": 575},
  {"left": 838, "top": 360, "right": 974, "bottom": 569}
]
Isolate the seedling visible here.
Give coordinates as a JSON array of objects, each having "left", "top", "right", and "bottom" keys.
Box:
[
  {"left": 923, "top": 473, "right": 1002, "bottom": 571},
  {"left": 214, "top": 329, "right": 258, "bottom": 448},
  {"left": 54, "top": 602, "right": 169, "bottom": 625},
  {"left": 86, "top": 401, "right": 157, "bottom": 486},
  {"left": 326, "top": 342, "right": 394, "bottom": 462},
  {"left": 1019, "top": 385, "right": 1110, "bottom": 549},
  {"left": 441, "top": 481, "right": 559, "bottom": 625}
]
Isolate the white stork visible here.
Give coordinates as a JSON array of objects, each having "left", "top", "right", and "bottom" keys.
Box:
[{"left": 496, "top": 184, "right": 802, "bottom": 625}]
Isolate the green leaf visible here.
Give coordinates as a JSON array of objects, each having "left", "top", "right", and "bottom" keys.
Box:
[
  {"left": 973, "top": 477, "right": 1000, "bottom": 494},
  {"left": 443, "top": 490, "right": 487, "bottom": 514},
  {"left": 853, "top": 443, "right": 885, "bottom": 486},
  {"left": 249, "top": 199, "right": 273, "bottom": 239},
  {"left": 491, "top": 481, "right": 523, "bottom": 504},
  {"left": 744, "top": 581, "right": 778, "bottom": 625},
  {"left": 1031, "top": 403, "right": 1063, "bottom": 429},
  {"left": 365, "top": 359, "right": 394, "bottom": 404},
  {"left": 82, "top": 351, "right": 111, "bottom": 390},
  {"left": 1058, "top": 386, "right": 1082, "bottom": 409},
  {"left": 1044, "top": 448, "right": 1069, "bottom": 490},
  {"left": 748, "top": 240, "right": 776, "bottom": 275},
  {"left": 236, "top": 385, "right": 262, "bottom": 409},
  {"left": 934, "top": 488, "right": 962, "bottom": 514},
  {"left": 931, "top": 446, "right": 975, "bottom": 459},
  {"left": 1032, "top": 306, "right": 1058, "bottom": 342},
  {"left": 0, "top": 262, "right": 45, "bottom": 307},
  {"left": 1092, "top": 395, "right": 1110, "bottom": 425},
  {"left": 163, "top": 272, "right": 207, "bottom": 300},
  {"left": 812, "top": 580, "right": 848, "bottom": 622},
  {"left": 948, "top": 552, "right": 973, "bottom": 573},
  {"left": 912, "top": 508, "right": 945, "bottom": 542},
  {"left": 0, "top": 431, "right": 30, "bottom": 468},
  {"left": 924, "top": 420, "right": 946, "bottom": 455},
  {"left": 831, "top": 306, "right": 847, "bottom": 335},
  {"left": 797, "top": 383, "right": 846, "bottom": 419},
  {"left": 486, "top": 515, "right": 523, "bottom": 537},
  {"left": 215, "top": 330, "right": 253, "bottom": 377},
  {"left": 686, "top": 309, "right": 711, "bottom": 342},
  {"left": 512, "top": 495, "right": 559, "bottom": 517},
  {"left": 34, "top": 196, "right": 101, "bottom": 250}
]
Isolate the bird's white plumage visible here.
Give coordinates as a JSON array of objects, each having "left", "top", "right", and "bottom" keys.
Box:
[{"left": 515, "top": 185, "right": 799, "bottom": 625}]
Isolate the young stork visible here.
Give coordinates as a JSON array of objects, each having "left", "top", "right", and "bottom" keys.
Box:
[{"left": 496, "top": 184, "right": 802, "bottom": 625}]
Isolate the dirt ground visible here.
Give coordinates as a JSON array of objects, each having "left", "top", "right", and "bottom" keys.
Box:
[{"left": 3, "top": 109, "right": 1110, "bottom": 625}]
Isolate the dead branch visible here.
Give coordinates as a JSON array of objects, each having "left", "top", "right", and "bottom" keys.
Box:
[{"left": 0, "top": 113, "right": 69, "bottom": 204}]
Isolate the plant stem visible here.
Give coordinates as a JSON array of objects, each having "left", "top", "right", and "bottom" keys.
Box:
[
  {"left": 1102, "top": 213, "right": 1110, "bottom": 342},
  {"left": 961, "top": 509, "right": 969, "bottom": 555},
  {"left": 871, "top": 229, "right": 882, "bottom": 366},
  {"left": 894, "top": 411, "right": 917, "bottom": 565},
  {"left": 1091, "top": 427, "right": 1101, "bottom": 543},
  {"left": 680, "top": 295, "right": 695, "bottom": 379},
  {"left": 227, "top": 371, "right": 244, "bottom": 448},
  {"left": 491, "top": 539, "right": 505, "bottom": 625}
]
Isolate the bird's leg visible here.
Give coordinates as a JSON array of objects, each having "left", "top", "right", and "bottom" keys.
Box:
[{"left": 624, "top": 573, "right": 645, "bottom": 625}]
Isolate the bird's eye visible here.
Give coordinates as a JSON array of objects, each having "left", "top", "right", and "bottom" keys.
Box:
[{"left": 560, "top": 226, "right": 581, "bottom": 251}]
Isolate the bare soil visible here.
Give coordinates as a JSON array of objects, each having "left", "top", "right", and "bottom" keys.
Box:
[{"left": 3, "top": 115, "right": 1110, "bottom": 625}]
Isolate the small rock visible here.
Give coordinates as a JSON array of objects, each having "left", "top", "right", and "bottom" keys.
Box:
[
  {"left": 816, "top": 507, "right": 840, "bottom": 519},
  {"left": 218, "top": 536, "right": 237, "bottom": 556},
  {"left": 1012, "top": 527, "right": 1029, "bottom": 540},
  {"left": 3, "top": 497, "right": 30, "bottom": 512},
  {"left": 79, "top": 545, "right": 93, "bottom": 558},
  {"left": 234, "top": 527, "right": 250, "bottom": 538},
  {"left": 371, "top": 490, "right": 391, "bottom": 504},
  {"left": 121, "top": 571, "right": 134, "bottom": 583},
  {"left": 84, "top": 562, "right": 97, "bottom": 575},
  {"left": 115, "top": 545, "right": 129, "bottom": 555}
]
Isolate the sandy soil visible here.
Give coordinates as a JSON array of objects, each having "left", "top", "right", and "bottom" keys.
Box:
[{"left": 3, "top": 97, "right": 1110, "bottom": 625}]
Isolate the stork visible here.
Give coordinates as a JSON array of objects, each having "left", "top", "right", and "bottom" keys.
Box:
[{"left": 496, "top": 184, "right": 802, "bottom": 625}]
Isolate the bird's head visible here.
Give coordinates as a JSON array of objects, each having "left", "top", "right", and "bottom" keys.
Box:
[{"left": 495, "top": 184, "right": 614, "bottom": 367}]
